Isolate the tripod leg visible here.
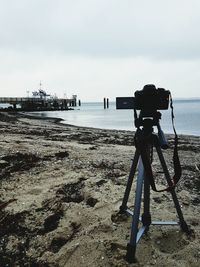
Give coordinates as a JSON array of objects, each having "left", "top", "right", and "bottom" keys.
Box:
[
  {"left": 120, "top": 149, "right": 140, "bottom": 212},
  {"left": 126, "top": 158, "right": 144, "bottom": 263},
  {"left": 142, "top": 145, "right": 152, "bottom": 227},
  {"left": 155, "top": 145, "right": 189, "bottom": 233},
  {"left": 142, "top": 173, "right": 152, "bottom": 227}
]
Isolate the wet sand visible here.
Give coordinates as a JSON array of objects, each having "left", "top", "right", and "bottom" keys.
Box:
[{"left": 0, "top": 112, "right": 200, "bottom": 266}]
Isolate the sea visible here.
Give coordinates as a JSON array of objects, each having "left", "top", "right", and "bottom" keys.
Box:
[{"left": 28, "top": 100, "right": 200, "bottom": 136}]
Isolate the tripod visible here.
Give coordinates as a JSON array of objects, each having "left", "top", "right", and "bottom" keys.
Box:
[{"left": 120, "top": 112, "right": 189, "bottom": 263}]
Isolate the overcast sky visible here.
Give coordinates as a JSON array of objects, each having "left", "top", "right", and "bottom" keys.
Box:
[{"left": 0, "top": 0, "right": 200, "bottom": 101}]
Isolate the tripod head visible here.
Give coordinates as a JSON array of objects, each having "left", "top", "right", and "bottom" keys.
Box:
[{"left": 134, "top": 110, "right": 169, "bottom": 149}]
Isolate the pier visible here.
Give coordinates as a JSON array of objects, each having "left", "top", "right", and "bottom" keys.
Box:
[{"left": 0, "top": 94, "right": 78, "bottom": 112}]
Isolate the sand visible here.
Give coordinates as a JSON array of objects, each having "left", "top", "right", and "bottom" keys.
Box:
[{"left": 0, "top": 112, "right": 200, "bottom": 267}]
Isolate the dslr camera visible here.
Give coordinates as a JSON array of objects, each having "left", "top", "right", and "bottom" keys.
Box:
[{"left": 116, "top": 84, "right": 170, "bottom": 111}]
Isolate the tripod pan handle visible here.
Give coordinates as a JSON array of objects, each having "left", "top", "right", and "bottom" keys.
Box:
[{"left": 157, "top": 124, "right": 169, "bottom": 149}]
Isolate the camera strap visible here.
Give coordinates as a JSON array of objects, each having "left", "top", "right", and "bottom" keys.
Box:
[
  {"left": 154, "top": 93, "right": 182, "bottom": 192},
  {"left": 153, "top": 94, "right": 182, "bottom": 192},
  {"left": 167, "top": 93, "right": 182, "bottom": 191}
]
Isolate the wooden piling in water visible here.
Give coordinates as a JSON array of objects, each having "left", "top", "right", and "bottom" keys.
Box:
[
  {"left": 107, "top": 98, "right": 109, "bottom": 109},
  {"left": 104, "top": 98, "right": 109, "bottom": 109},
  {"left": 104, "top": 98, "right": 106, "bottom": 109}
]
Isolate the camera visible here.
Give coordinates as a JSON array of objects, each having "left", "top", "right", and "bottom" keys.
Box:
[
  {"left": 134, "top": 84, "right": 170, "bottom": 110},
  {"left": 116, "top": 84, "right": 170, "bottom": 111}
]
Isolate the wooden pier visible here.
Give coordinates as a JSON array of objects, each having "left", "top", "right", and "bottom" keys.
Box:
[{"left": 0, "top": 95, "right": 77, "bottom": 111}]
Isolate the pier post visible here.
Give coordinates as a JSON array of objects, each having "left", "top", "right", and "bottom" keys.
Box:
[
  {"left": 104, "top": 98, "right": 106, "bottom": 109},
  {"left": 72, "top": 99, "right": 77, "bottom": 107},
  {"left": 72, "top": 95, "right": 77, "bottom": 107},
  {"left": 107, "top": 98, "right": 109, "bottom": 109},
  {"left": 104, "top": 98, "right": 109, "bottom": 109},
  {"left": 78, "top": 100, "right": 81, "bottom": 106},
  {"left": 64, "top": 99, "right": 67, "bottom": 109}
]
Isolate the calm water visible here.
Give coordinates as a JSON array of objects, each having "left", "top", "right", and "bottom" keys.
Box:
[{"left": 29, "top": 100, "right": 200, "bottom": 136}]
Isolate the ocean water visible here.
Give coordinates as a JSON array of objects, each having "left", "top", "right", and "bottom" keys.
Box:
[{"left": 29, "top": 100, "right": 200, "bottom": 136}]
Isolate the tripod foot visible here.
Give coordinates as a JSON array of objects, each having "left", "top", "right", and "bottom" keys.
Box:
[
  {"left": 142, "top": 213, "right": 152, "bottom": 226},
  {"left": 126, "top": 243, "right": 137, "bottom": 263}
]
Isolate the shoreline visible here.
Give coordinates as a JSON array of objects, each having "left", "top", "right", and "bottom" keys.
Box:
[
  {"left": 19, "top": 111, "right": 200, "bottom": 138},
  {"left": 0, "top": 112, "right": 200, "bottom": 266}
]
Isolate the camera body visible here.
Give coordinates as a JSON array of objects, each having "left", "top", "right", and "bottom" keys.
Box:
[
  {"left": 134, "top": 84, "right": 170, "bottom": 110},
  {"left": 116, "top": 84, "right": 170, "bottom": 111}
]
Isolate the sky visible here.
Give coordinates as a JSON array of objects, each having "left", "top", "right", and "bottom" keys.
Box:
[{"left": 0, "top": 0, "right": 200, "bottom": 101}]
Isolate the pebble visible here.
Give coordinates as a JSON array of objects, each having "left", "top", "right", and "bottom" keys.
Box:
[{"left": 0, "top": 160, "right": 8, "bottom": 165}]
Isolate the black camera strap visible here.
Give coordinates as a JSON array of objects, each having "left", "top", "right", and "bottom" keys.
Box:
[
  {"left": 167, "top": 93, "right": 182, "bottom": 191},
  {"left": 154, "top": 94, "right": 182, "bottom": 192},
  {"left": 151, "top": 94, "right": 181, "bottom": 192}
]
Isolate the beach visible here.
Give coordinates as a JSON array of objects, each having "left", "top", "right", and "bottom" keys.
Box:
[{"left": 0, "top": 112, "right": 200, "bottom": 267}]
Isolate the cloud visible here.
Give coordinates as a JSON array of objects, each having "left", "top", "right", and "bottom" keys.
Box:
[
  {"left": 0, "top": 0, "right": 200, "bottom": 99},
  {"left": 0, "top": 53, "right": 199, "bottom": 100},
  {"left": 0, "top": 0, "right": 200, "bottom": 59}
]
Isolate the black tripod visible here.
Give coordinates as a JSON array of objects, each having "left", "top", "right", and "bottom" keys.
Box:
[{"left": 120, "top": 111, "right": 189, "bottom": 263}]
